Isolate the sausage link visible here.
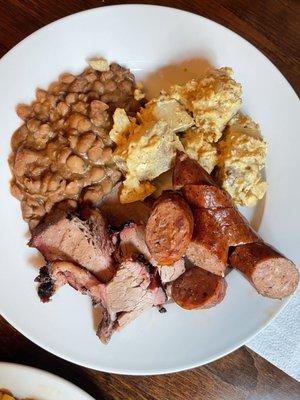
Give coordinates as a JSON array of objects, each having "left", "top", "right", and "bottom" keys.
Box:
[
  {"left": 229, "top": 242, "right": 299, "bottom": 299},
  {"left": 182, "top": 184, "right": 233, "bottom": 209},
  {"left": 173, "top": 151, "right": 215, "bottom": 190},
  {"left": 211, "top": 208, "right": 259, "bottom": 246},
  {"left": 186, "top": 208, "right": 228, "bottom": 276}
]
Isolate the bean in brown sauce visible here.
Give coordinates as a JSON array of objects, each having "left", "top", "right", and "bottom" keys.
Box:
[{"left": 9, "top": 61, "right": 143, "bottom": 228}]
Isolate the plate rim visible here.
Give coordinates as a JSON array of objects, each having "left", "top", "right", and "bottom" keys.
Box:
[
  {"left": 0, "top": 298, "right": 292, "bottom": 375},
  {"left": 0, "top": 3, "right": 297, "bottom": 375},
  {"left": 1, "top": 4, "right": 298, "bottom": 101},
  {"left": 0, "top": 361, "right": 94, "bottom": 399}
]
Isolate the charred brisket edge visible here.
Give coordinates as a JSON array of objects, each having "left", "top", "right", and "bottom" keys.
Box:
[
  {"left": 158, "top": 306, "right": 167, "bottom": 313},
  {"left": 34, "top": 263, "right": 55, "bottom": 302},
  {"left": 107, "top": 224, "right": 120, "bottom": 235}
]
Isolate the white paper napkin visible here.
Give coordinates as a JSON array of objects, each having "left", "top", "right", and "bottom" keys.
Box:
[{"left": 247, "top": 289, "right": 300, "bottom": 381}]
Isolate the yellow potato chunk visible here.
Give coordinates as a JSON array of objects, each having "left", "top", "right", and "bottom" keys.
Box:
[
  {"left": 138, "top": 95, "right": 194, "bottom": 133},
  {"left": 217, "top": 113, "right": 267, "bottom": 207},
  {"left": 109, "top": 103, "right": 186, "bottom": 203},
  {"left": 170, "top": 67, "right": 242, "bottom": 142},
  {"left": 181, "top": 128, "right": 218, "bottom": 173},
  {"left": 120, "top": 178, "right": 156, "bottom": 203}
]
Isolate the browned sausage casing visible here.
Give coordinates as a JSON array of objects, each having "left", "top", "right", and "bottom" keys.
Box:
[
  {"left": 212, "top": 208, "right": 259, "bottom": 246},
  {"left": 186, "top": 207, "right": 258, "bottom": 276},
  {"left": 229, "top": 242, "right": 299, "bottom": 299},
  {"left": 173, "top": 151, "right": 215, "bottom": 190},
  {"left": 145, "top": 191, "right": 193, "bottom": 266},
  {"left": 172, "top": 267, "right": 227, "bottom": 310},
  {"left": 173, "top": 153, "right": 299, "bottom": 299},
  {"left": 182, "top": 184, "right": 233, "bottom": 209},
  {"left": 186, "top": 208, "right": 229, "bottom": 276}
]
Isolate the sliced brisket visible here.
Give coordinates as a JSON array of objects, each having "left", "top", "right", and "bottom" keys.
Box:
[
  {"left": 29, "top": 205, "right": 115, "bottom": 282},
  {"left": 35, "top": 260, "right": 102, "bottom": 303},
  {"left": 35, "top": 258, "right": 166, "bottom": 344},
  {"left": 33, "top": 210, "right": 171, "bottom": 344},
  {"left": 97, "top": 259, "right": 166, "bottom": 343}
]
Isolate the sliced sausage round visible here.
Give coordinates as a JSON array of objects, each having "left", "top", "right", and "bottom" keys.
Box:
[
  {"left": 145, "top": 191, "right": 193, "bottom": 265},
  {"left": 173, "top": 151, "right": 215, "bottom": 190},
  {"left": 172, "top": 266, "right": 227, "bottom": 310},
  {"left": 229, "top": 242, "right": 299, "bottom": 299},
  {"left": 182, "top": 184, "right": 233, "bottom": 208}
]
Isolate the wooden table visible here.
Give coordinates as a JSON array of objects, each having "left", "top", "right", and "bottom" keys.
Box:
[{"left": 0, "top": 1, "right": 299, "bottom": 399}]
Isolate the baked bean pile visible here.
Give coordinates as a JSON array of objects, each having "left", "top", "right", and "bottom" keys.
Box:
[{"left": 9, "top": 62, "right": 142, "bottom": 229}]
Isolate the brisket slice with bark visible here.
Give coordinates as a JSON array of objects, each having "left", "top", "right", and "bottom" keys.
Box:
[
  {"left": 35, "top": 259, "right": 166, "bottom": 344},
  {"left": 29, "top": 205, "right": 115, "bottom": 282}
]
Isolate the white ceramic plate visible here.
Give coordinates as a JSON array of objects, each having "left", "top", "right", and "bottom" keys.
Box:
[
  {"left": 0, "top": 362, "right": 94, "bottom": 399},
  {"left": 0, "top": 5, "right": 299, "bottom": 375}
]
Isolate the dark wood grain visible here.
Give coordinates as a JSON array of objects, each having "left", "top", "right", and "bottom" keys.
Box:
[
  {"left": 0, "top": 1, "right": 299, "bottom": 399},
  {"left": 0, "top": 0, "right": 299, "bottom": 95},
  {"left": 1, "top": 316, "right": 300, "bottom": 400}
]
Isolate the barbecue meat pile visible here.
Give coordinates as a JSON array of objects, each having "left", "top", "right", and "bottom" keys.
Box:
[{"left": 31, "top": 203, "right": 175, "bottom": 343}]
